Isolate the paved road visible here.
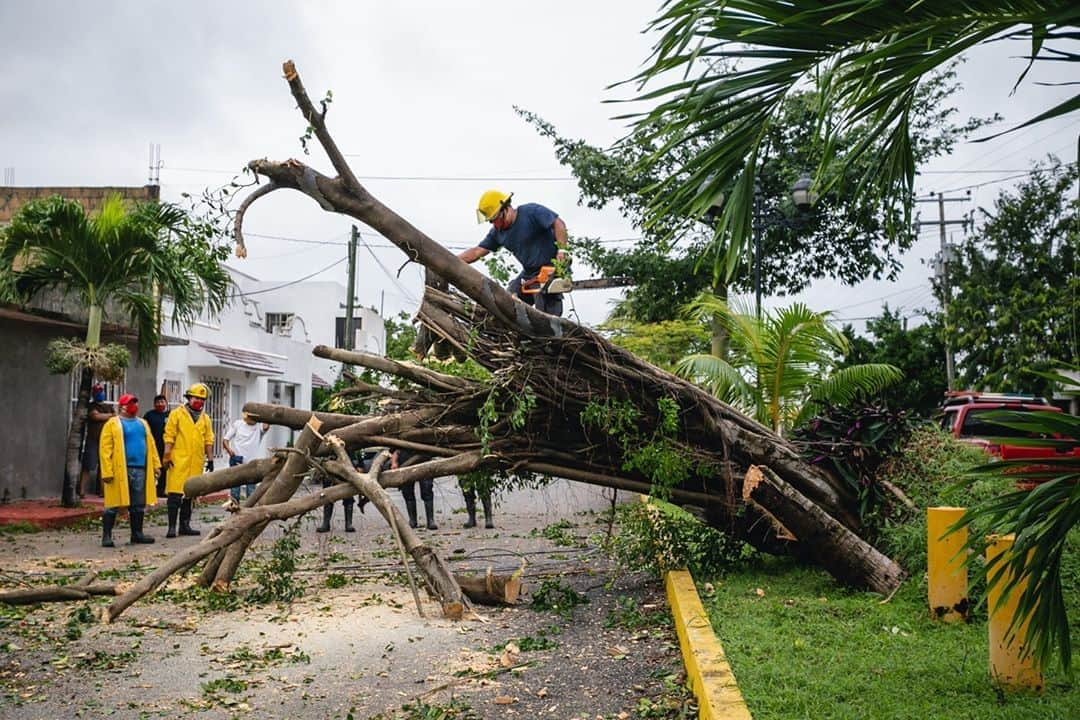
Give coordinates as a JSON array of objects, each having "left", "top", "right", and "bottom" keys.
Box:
[{"left": 0, "top": 480, "right": 687, "bottom": 719}]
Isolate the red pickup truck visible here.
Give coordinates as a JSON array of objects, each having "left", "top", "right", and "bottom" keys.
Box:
[
  {"left": 939, "top": 392, "right": 1080, "bottom": 486},
  {"left": 938, "top": 392, "right": 1065, "bottom": 458}
]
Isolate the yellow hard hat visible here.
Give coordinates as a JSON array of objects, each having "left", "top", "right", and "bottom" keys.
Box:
[
  {"left": 476, "top": 190, "right": 512, "bottom": 224},
  {"left": 184, "top": 383, "right": 209, "bottom": 400}
]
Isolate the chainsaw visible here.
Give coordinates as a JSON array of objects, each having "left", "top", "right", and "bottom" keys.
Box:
[{"left": 520, "top": 265, "right": 572, "bottom": 295}]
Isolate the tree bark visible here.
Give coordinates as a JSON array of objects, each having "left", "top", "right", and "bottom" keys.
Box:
[
  {"left": 62, "top": 366, "right": 93, "bottom": 507},
  {"left": 183, "top": 457, "right": 281, "bottom": 497},
  {"left": 743, "top": 466, "right": 905, "bottom": 594},
  {"left": 455, "top": 568, "right": 523, "bottom": 606}
]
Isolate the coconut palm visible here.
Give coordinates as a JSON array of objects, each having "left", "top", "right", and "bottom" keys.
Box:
[
  {"left": 623, "top": 1, "right": 1080, "bottom": 279},
  {"left": 0, "top": 195, "right": 231, "bottom": 507},
  {"left": 674, "top": 295, "right": 902, "bottom": 434}
]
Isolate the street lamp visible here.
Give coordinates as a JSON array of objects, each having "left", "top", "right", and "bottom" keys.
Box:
[{"left": 752, "top": 174, "right": 816, "bottom": 319}]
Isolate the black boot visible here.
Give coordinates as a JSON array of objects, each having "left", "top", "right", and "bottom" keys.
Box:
[
  {"left": 481, "top": 495, "right": 494, "bottom": 529},
  {"left": 316, "top": 503, "right": 333, "bottom": 533},
  {"left": 405, "top": 499, "right": 419, "bottom": 529},
  {"left": 101, "top": 511, "right": 116, "bottom": 548},
  {"left": 130, "top": 509, "right": 155, "bottom": 544},
  {"left": 463, "top": 495, "right": 477, "bottom": 529},
  {"left": 423, "top": 499, "right": 438, "bottom": 530},
  {"left": 166, "top": 495, "right": 181, "bottom": 538},
  {"left": 343, "top": 502, "right": 356, "bottom": 532},
  {"left": 179, "top": 498, "right": 200, "bottom": 536}
]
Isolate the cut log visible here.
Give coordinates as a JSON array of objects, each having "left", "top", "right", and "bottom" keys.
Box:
[{"left": 455, "top": 568, "right": 523, "bottom": 606}]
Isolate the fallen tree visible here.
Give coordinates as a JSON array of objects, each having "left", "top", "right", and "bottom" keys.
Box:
[
  {"left": 227, "top": 60, "right": 901, "bottom": 594},
  {"left": 104, "top": 60, "right": 903, "bottom": 619}
]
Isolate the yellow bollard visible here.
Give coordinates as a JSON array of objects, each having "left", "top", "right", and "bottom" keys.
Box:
[
  {"left": 986, "top": 534, "right": 1044, "bottom": 691},
  {"left": 927, "top": 507, "right": 968, "bottom": 622}
]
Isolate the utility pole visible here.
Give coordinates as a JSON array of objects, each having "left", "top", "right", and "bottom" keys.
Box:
[
  {"left": 344, "top": 225, "right": 358, "bottom": 351},
  {"left": 916, "top": 190, "right": 970, "bottom": 391}
]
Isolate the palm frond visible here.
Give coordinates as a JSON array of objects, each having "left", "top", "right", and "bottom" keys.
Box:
[{"left": 624, "top": 1, "right": 1080, "bottom": 279}]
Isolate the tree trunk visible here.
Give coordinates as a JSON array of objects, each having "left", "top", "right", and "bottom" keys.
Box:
[
  {"left": 62, "top": 366, "right": 93, "bottom": 507},
  {"left": 743, "top": 466, "right": 905, "bottom": 594}
]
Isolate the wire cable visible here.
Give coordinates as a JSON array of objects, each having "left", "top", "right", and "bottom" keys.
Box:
[{"left": 231, "top": 256, "right": 347, "bottom": 298}]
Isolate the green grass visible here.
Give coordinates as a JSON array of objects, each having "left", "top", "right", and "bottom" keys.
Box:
[{"left": 703, "top": 557, "right": 1077, "bottom": 720}]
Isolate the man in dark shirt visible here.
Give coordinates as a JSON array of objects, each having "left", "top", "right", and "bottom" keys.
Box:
[
  {"left": 143, "top": 395, "right": 169, "bottom": 495},
  {"left": 457, "top": 190, "right": 569, "bottom": 317},
  {"left": 80, "top": 384, "right": 114, "bottom": 497}
]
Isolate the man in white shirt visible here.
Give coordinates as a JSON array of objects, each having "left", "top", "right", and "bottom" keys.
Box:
[{"left": 223, "top": 412, "right": 269, "bottom": 502}]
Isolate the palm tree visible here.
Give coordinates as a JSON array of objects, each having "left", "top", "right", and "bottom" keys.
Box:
[
  {"left": 674, "top": 295, "right": 901, "bottom": 434},
  {"left": 0, "top": 195, "right": 231, "bottom": 507},
  {"left": 623, "top": 1, "right": 1079, "bottom": 280},
  {"left": 952, "top": 377, "right": 1079, "bottom": 673}
]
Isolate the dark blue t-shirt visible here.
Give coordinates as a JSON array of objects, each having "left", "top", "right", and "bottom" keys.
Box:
[
  {"left": 478, "top": 203, "right": 559, "bottom": 276},
  {"left": 121, "top": 417, "right": 148, "bottom": 467}
]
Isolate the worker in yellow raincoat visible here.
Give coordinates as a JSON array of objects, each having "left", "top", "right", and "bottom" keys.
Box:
[
  {"left": 163, "top": 383, "right": 214, "bottom": 538},
  {"left": 99, "top": 393, "right": 161, "bottom": 547}
]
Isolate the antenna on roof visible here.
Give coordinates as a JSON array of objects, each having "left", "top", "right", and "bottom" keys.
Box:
[{"left": 148, "top": 143, "right": 161, "bottom": 186}]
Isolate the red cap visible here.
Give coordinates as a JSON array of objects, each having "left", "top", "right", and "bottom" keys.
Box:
[{"left": 118, "top": 393, "right": 138, "bottom": 406}]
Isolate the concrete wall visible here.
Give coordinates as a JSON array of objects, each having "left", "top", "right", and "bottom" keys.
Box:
[
  {"left": 0, "top": 318, "right": 154, "bottom": 501},
  {"left": 0, "top": 320, "right": 73, "bottom": 502}
]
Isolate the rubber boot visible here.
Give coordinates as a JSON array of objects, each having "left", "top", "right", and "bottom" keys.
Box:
[
  {"left": 101, "top": 511, "right": 116, "bottom": 548},
  {"left": 130, "top": 509, "right": 155, "bottom": 544},
  {"left": 405, "top": 499, "right": 419, "bottom": 529},
  {"left": 463, "top": 495, "right": 477, "bottom": 529},
  {"left": 343, "top": 502, "right": 356, "bottom": 532},
  {"left": 316, "top": 503, "right": 333, "bottom": 533},
  {"left": 423, "top": 499, "right": 438, "bottom": 530},
  {"left": 166, "top": 495, "right": 181, "bottom": 538},
  {"left": 481, "top": 495, "right": 495, "bottom": 529},
  {"left": 179, "top": 498, "right": 201, "bottom": 536}
]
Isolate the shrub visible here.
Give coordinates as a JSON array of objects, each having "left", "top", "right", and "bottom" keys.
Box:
[{"left": 609, "top": 499, "right": 753, "bottom": 578}]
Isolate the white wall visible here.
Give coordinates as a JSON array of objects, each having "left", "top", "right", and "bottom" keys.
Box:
[{"left": 155, "top": 266, "right": 387, "bottom": 460}]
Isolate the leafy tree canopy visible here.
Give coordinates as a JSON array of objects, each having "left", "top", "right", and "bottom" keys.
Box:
[
  {"left": 840, "top": 307, "right": 948, "bottom": 416},
  {"left": 946, "top": 159, "right": 1079, "bottom": 395}
]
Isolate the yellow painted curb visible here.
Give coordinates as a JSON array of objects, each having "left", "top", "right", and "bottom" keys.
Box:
[{"left": 666, "top": 569, "right": 753, "bottom": 720}]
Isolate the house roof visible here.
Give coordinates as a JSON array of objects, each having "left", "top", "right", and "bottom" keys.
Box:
[
  {"left": 312, "top": 372, "right": 330, "bottom": 389},
  {"left": 195, "top": 341, "right": 284, "bottom": 375}
]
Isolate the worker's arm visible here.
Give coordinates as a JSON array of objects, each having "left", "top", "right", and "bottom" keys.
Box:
[
  {"left": 458, "top": 246, "right": 490, "bottom": 264},
  {"left": 553, "top": 217, "right": 568, "bottom": 261},
  {"left": 88, "top": 406, "right": 113, "bottom": 422}
]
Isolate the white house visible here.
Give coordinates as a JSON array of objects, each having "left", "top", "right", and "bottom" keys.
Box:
[{"left": 156, "top": 265, "right": 385, "bottom": 461}]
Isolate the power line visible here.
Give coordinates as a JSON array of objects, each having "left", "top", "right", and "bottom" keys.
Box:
[
  {"left": 232, "top": 257, "right": 347, "bottom": 298},
  {"left": 164, "top": 166, "right": 575, "bottom": 182}
]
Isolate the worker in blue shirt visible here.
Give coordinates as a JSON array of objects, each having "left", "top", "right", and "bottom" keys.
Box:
[{"left": 458, "top": 190, "right": 569, "bottom": 317}]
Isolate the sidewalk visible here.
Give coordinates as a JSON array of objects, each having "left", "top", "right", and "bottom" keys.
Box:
[{"left": 0, "top": 496, "right": 104, "bottom": 530}]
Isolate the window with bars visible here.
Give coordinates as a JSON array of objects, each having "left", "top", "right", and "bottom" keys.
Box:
[{"left": 265, "top": 312, "right": 294, "bottom": 335}]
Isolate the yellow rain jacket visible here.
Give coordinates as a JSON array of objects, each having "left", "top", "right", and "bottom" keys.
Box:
[
  {"left": 163, "top": 405, "right": 214, "bottom": 495},
  {"left": 99, "top": 416, "right": 161, "bottom": 509}
]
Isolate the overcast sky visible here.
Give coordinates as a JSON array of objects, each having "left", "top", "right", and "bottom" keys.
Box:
[{"left": 3, "top": 1, "right": 1077, "bottom": 334}]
